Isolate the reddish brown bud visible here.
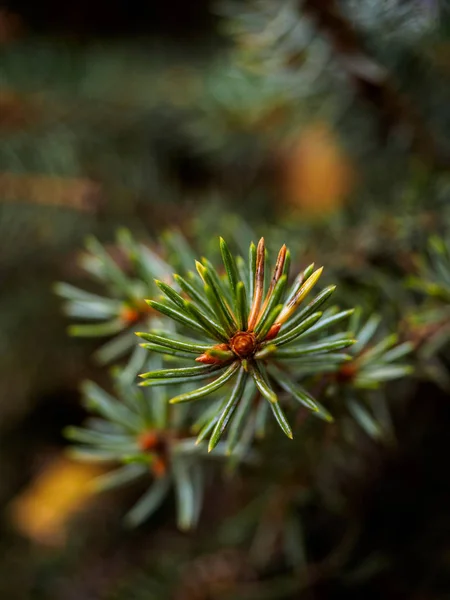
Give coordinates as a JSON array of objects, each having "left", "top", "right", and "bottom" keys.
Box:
[
  {"left": 195, "top": 353, "right": 224, "bottom": 365},
  {"left": 230, "top": 332, "right": 257, "bottom": 358},
  {"left": 195, "top": 343, "right": 232, "bottom": 365},
  {"left": 264, "top": 323, "right": 281, "bottom": 341}
]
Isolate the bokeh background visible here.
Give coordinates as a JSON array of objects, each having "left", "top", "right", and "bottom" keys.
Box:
[{"left": 1, "top": 1, "right": 450, "bottom": 598}]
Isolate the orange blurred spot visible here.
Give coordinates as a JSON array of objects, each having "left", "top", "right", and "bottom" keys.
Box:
[
  {"left": 336, "top": 361, "right": 358, "bottom": 383},
  {"left": 9, "top": 456, "right": 105, "bottom": 547},
  {"left": 282, "top": 123, "right": 354, "bottom": 216},
  {"left": 120, "top": 305, "right": 141, "bottom": 325},
  {"left": 120, "top": 301, "right": 154, "bottom": 325},
  {"left": 138, "top": 430, "right": 159, "bottom": 451},
  {"left": 151, "top": 456, "right": 167, "bottom": 478},
  {"left": 0, "top": 172, "right": 103, "bottom": 212}
]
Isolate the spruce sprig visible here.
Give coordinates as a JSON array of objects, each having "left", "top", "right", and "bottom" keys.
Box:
[
  {"left": 65, "top": 368, "right": 234, "bottom": 531},
  {"left": 138, "top": 237, "right": 356, "bottom": 450},
  {"left": 54, "top": 229, "right": 172, "bottom": 365}
]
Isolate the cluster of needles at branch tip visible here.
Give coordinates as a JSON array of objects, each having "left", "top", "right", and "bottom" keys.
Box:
[{"left": 136, "top": 237, "right": 357, "bottom": 450}]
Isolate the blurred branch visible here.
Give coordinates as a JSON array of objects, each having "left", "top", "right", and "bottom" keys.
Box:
[
  {"left": 0, "top": 8, "right": 23, "bottom": 44},
  {"left": 302, "top": 0, "right": 450, "bottom": 170},
  {"left": 0, "top": 173, "right": 104, "bottom": 212}
]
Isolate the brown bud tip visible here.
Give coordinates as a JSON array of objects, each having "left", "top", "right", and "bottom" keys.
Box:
[
  {"left": 265, "top": 323, "right": 281, "bottom": 341},
  {"left": 195, "top": 353, "right": 224, "bottom": 365}
]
